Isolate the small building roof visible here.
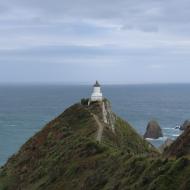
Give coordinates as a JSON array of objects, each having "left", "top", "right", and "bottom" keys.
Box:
[{"left": 93, "top": 80, "right": 101, "bottom": 87}]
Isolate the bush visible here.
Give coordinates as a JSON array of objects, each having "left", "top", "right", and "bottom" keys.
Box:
[
  {"left": 85, "top": 141, "right": 107, "bottom": 155},
  {"left": 81, "top": 98, "right": 89, "bottom": 105}
]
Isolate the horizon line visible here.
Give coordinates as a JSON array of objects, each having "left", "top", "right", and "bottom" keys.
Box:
[{"left": 1, "top": 82, "right": 190, "bottom": 86}]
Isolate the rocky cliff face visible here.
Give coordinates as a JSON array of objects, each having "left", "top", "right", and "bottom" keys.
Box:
[
  {"left": 180, "top": 120, "right": 190, "bottom": 130},
  {"left": 164, "top": 126, "right": 190, "bottom": 158},
  {"left": 1, "top": 99, "right": 190, "bottom": 190},
  {"left": 159, "top": 138, "right": 174, "bottom": 153}
]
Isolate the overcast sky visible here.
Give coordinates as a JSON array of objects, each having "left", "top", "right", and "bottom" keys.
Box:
[{"left": 1, "top": 0, "right": 190, "bottom": 84}]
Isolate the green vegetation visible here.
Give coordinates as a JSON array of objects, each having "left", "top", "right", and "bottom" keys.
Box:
[
  {"left": 0, "top": 100, "right": 190, "bottom": 190},
  {"left": 81, "top": 98, "right": 89, "bottom": 105}
]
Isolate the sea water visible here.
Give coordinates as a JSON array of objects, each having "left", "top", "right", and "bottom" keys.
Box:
[{"left": 0, "top": 84, "right": 190, "bottom": 166}]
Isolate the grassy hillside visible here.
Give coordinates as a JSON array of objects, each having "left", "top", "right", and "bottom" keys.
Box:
[
  {"left": 0, "top": 100, "right": 190, "bottom": 190},
  {"left": 164, "top": 125, "right": 190, "bottom": 158}
]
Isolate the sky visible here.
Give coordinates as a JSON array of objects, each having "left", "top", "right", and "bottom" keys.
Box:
[{"left": 1, "top": 0, "right": 190, "bottom": 84}]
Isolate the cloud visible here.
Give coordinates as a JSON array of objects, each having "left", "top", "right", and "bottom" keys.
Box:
[
  {"left": 0, "top": 0, "right": 190, "bottom": 83},
  {"left": 1, "top": 0, "right": 190, "bottom": 48},
  {"left": 1, "top": 0, "right": 190, "bottom": 30},
  {"left": 149, "top": 64, "right": 164, "bottom": 69}
]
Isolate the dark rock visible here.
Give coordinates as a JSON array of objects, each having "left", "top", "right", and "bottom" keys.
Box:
[
  {"left": 175, "top": 125, "right": 180, "bottom": 129},
  {"left": 159, "top": 138, "right": 174, "bottom": 153},
  {"left": 180, "top": 120, "right": 190, "bottom": 130},
  {"left": 144, "top": 120, "right": 163, "bottom": 139},
  {"left": 164, "top": 126, "right": 190, "bottom": 158}
]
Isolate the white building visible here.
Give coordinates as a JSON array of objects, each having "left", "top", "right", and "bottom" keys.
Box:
[{"left": 90, "top": 81, "right": 103, "bottom": 101}]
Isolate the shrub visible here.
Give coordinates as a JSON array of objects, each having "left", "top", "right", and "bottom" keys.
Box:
[{"left": 81, "top": 98, "right": 89, "bottom": 105}]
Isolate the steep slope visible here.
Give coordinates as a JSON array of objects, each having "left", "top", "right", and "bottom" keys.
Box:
[
  {"left": 2, "top": 99, "right": 190, "bottom": 190},
  {"left": 164, "top": 125, "right": 190, "bottom": 158},
  {"left": 0, "top": 100, "right": 156, "bottom": 190}
]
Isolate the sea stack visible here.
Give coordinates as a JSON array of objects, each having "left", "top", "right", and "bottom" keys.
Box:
[{"left": 144, "top": 120, "right": 163, "bottom": 139}]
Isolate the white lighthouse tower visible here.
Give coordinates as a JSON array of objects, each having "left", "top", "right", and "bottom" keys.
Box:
[{"left": 90, "top": 81, "right": 103, "bottom": 102}]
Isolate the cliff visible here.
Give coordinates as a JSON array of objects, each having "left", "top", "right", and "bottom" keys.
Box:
[
  {"left": 164, "top": 125, "right": 190, "bottom": 158},
  {"left": 0, "top": 99, "right": 190, "bottom": 190}
]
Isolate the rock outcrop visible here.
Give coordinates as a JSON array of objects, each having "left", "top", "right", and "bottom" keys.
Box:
[
  {"left": 159, "top": 138, "right": 174, "bottom": 153},
  {"left": 144, "top": 120, "right": 163, "bottom": 139},
  {"left": 164, "top": 125, "right": 190, "bottom": 158},
  {"left": 102, "top": 99, "right": 116, "bottom": 132},
  {"left": 180, "top": 120, "right": 190, "bottom": 130}
]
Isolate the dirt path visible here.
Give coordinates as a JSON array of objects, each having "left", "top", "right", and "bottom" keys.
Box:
[{"left": 92, "top": 114, "right": 104, "bottom": 142}]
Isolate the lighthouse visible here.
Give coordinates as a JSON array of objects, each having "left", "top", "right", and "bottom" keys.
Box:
[{"left": 90, "top": 81, "right": 103, "bottom": 102}]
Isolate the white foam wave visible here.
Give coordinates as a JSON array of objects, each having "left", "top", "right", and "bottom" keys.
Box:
[
  {"left": 145, "top": 136, "right": 167, "bottom": 141},
  {"left": 172, "top": 134, "right": 180, "bottom": 137},
  {"left": 163, "top": 127, "right": 178, "bottom": 130}
]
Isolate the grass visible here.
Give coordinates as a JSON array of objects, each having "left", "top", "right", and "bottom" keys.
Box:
[{"left": 0, "top": 101, "right": 190, "bottom": 190}]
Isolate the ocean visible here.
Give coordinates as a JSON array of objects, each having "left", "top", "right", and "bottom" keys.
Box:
[{"left": 0, "top": 84, "right": 190, "bottom": 166}]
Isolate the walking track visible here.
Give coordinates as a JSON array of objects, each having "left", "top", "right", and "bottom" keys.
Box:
[{"left": 92, "top": 114, "right": 104, "bottom": 142}]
